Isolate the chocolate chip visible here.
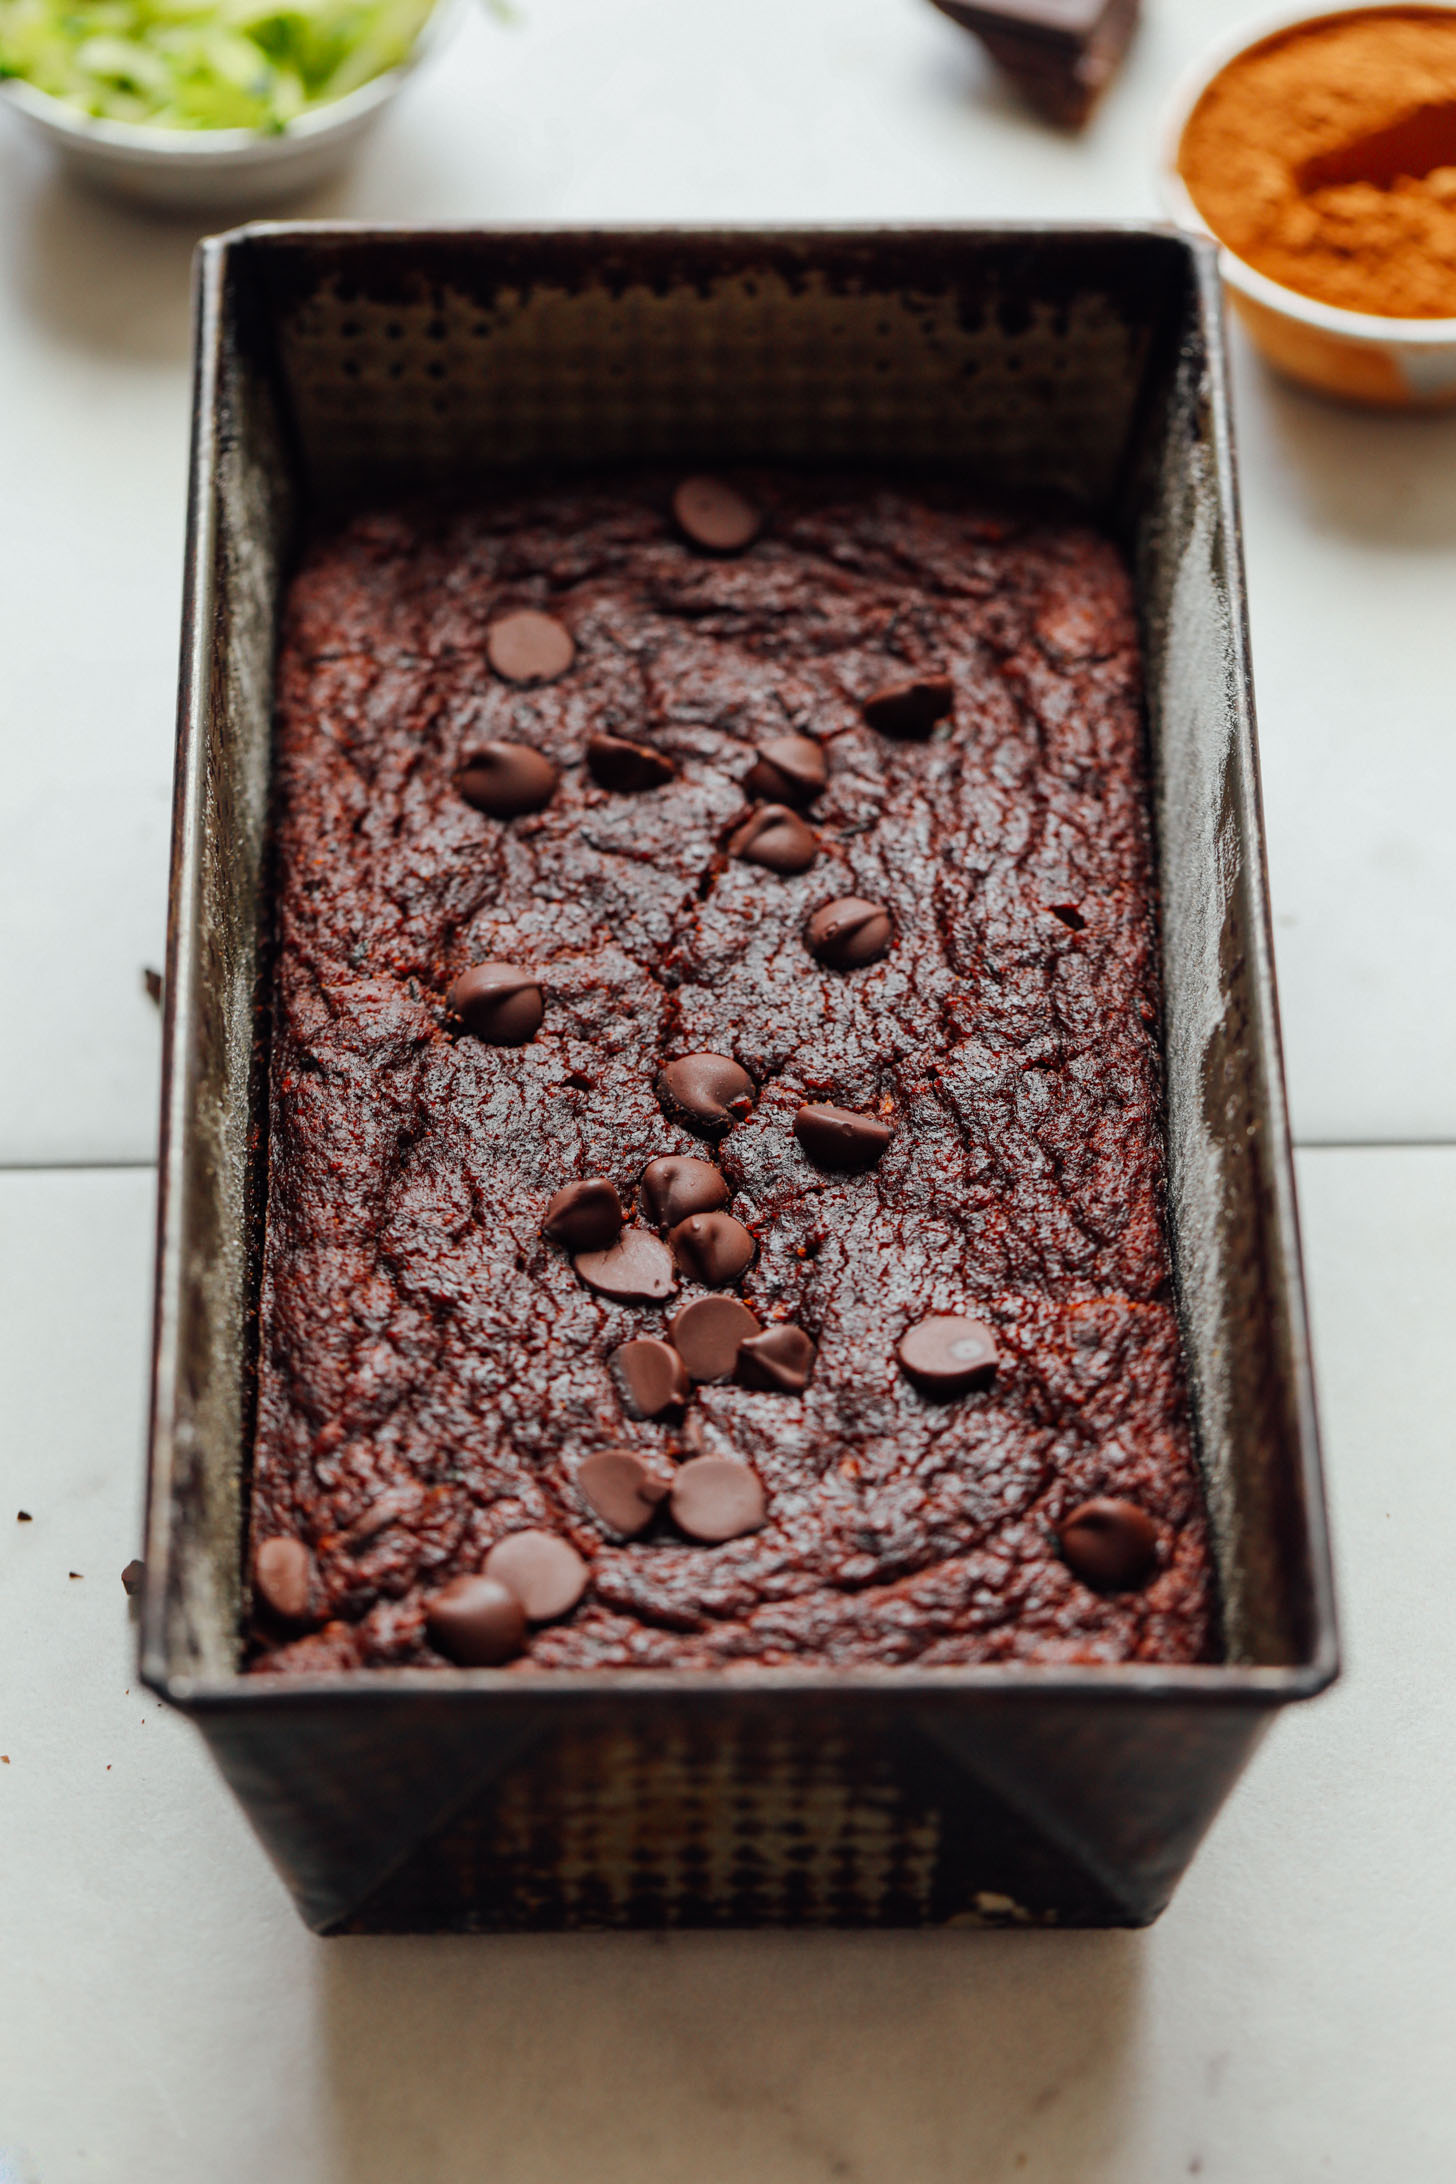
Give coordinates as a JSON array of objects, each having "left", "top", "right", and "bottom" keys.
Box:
[
  {"left": 669, "top": 1295, "right": 762, "bottom": 1382},
  {"left": 672, "top": 475, "right": 761, "bottom": 553},
  {"left": 574, "top": 1228, "right": 678, "bottom": 1303},
  {"left": 897, "top": 1314, "right": 998, "bottom": 1397},
  {"left": 862, "top": 673, "right": 954, "bottom": 738},
  {"left": 670, "top": 1210, "right": 757, "bottom": 1287},
  {"left": 484, "top": 1529, "right": 589, "bottom": 1621},
  {"left": 729, "top": 803, "right": 819, "bottom": 875},
  {"left": 426, "top": 1574, "right": 527, "bottom": 1665},
  {"left": 448, "top": 961, "right": 544, "bottom": 1045},
  {"left": 542, "top": 1177, "right": 624, "bottom": 1252},
  {"left": 120, "top": 1558, "right": 146, "bottom": 1598},
  {"left": 143, "top": 966, "right": 163, "bottom": 1006},
  {"left": 486, "top": 607, "right": 575, "bottom": 684},
  {"left": 1048, "top": 902, "right": 1086, "bottom": 931},
  {"left": 657, "top": 1051, "right": 757, "bottom": 1137},
  {"left": 1058, "top": 1498, "right": 1159, "bottom": 1591},
  {"left": 255, "top": 1535, "right": 312, "bottom": 1621},
  {"left": 610, "top": 1337, "right": 690, "bottom": 1418},
  {"left": 805, "top": 897, "right": 894, "bottom": 969},
  {"left": 641, "top": 1154, "right": 730, "bottom": 1230},
  {"left": 457, "top": 741, "right": 559, "bottom": 819},
  {"left": 670, "top": 1456, "right": 766, "bottom": 1542},
  {"left": 16, "top": 1510, "right": 32, "bottom": 1521},
  {"left": 794, "top": 1102, "right": 893, "bottom": 1171},
  {"left": 744, "top": 734, "right": 828, "bottom": 806},
  {"left": 587, "top": 733, "right": 675, "bottom": 793},
  {"left": 738, "top": 1324, "right": 817, "bottom": 1394},
  {"left": 579, "top": 1450, "right": 671, "bottom": 1537}
]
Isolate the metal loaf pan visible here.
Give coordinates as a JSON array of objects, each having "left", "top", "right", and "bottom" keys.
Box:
[{"left": 144, "top": 223, "right": 1337, "bottom": 1933}]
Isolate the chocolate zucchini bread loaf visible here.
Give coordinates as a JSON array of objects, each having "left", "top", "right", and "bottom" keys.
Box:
[{"left": 247, "top": 472, "right": 1218, "bottom": 1674}]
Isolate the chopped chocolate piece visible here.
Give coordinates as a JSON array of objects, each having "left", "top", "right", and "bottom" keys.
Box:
[
  {"left": 426, "top": 1574, "right": 527, "bottom": 1665},
  {"left": 669, "top": 1295, "right": 762, "bottom": 1383},
  {"left": 1048, "top": 902, "right": 1087, "bottom": 931},
  {"left": 143, "top": 966, "right": 164, "bottom": 1006},
  {"left": 926, "top": 0, "right": 1141, "bottom": 131},
  {"left": 16, "top": 1510, "right": 32, "bottom": 1523},
  {"left": 255, "top": 1535, "right": 313, "bottom": 1621},
  {"left": 579, "top": 1450, "right": 671, "bottom": 1537},
  {"left": 457, "top": 741, "right": 559, "bottom": 819},
  {"left": 574, "top": 1229, "right": 677, "bottom": 1303},
  {"left": 1058, "top": 1497, "right": 1158, "bottom": 1590},
  {"left": 586, "top": 733, "right": 675, "bottom": 793},
  {"left": 542, "top": 1177, "right": 625, "bottom": 1252},
  {"left": 672, "top": 475, "right": 761, "bottom": 553},
  {"left": 738, "top": 1324, "right": 817, "bottom": 1394},
  {"left": 641, "top": 1154, "right": 730, "bottom": 1229},
  {"left": 657, "top": 1051, "right": 756, "bottom": 1136},
  {"left": 729, "top": 802, "right": 819, "bottom": 874},
  {"left": 794, "top": 1102, "right": 894, "bottom": 1171},
  {"left": 120, "top": 1558, "right": 146, "bottom": 1598},
  {"left": 897, "top": 1314, "right": 998, "bottom": 1397},
  {"left": 744, "top": 733, "right": 828, "bottom": 806},
  {"left": 862, "top": 672, "right": 955, "bottom": 738},
  {"left": 486, "top": 607, "right": 575, "bottom": 684},
  {"left": 670, "top": 1210, "right": 757, "bottom": 1287},
  {"left": 484, "top": 1530, "right": 589, "bottom": 1621},
  {"left": 447, "top": 961, "right": 544, "bottom": 1045},
  {"left": 670, "top": 1456, "right": 766, "bottom": 1542},
  {"left": 805, "top": 897, "right": 894, "bottom": 969},
  {"left": 610, "top": 1336, "right": 691, "bottom": 1418}
]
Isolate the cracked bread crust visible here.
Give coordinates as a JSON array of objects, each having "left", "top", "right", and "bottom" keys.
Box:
[{"left": 247, "top": 476, "right": 1218, "bottom": 1674}]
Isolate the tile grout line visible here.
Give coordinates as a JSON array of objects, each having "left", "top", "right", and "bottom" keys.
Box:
[{"left": 0, "top": 1159, "right": 158, "bottom": 1174}]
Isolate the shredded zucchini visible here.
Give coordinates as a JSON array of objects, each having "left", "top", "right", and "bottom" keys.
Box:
[{"left": 0, "top": 0, "right": 437, "bottom": 130}]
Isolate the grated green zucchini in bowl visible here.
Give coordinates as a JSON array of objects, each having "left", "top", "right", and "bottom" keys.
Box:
[{"left": 0, "top": 0, "right": 438, "bottom": 132}]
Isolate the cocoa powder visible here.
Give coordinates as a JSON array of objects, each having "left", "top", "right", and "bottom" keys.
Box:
[{"left": 1180, "top": 9, "right": 1456, "bottom": 318}]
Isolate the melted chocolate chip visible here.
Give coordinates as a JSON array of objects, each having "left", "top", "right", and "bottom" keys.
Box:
[
  {"left": 578, "top": 1450, "right": 671, "bottom": 1537},
  {"left": 862, "top": 673, "right": 954, "bottom": 738},
  {"left": 805, "top": 898, "right": 894, "bottom": 969},
  {"left": 486, "top": 607, "right": 575, "bottom": 685},
  {"left": 657, "top": 1051, "right": 757, "bottom": 1137},
  {"left": 457, "top": 741, "right": 559, "bottom": 819},
  {"left": 669, "top": 1456, "right": 766, "bottom": 1542},
  {"left": 744, "top": 733, "right": 828, "bottom": 806},
  {"left": 541, "top": 1178, "right": 624, "bottom": 1253},
  {"left": 670, "top": 1210, "right": 757, "bottom": 1287},
  {"left": 426, "top": 1574, "right": 527, "bottom": 1665},
  {"left": 729, "top": 803, "right": 819, "bottom": 875},
  {"left": 254, "top": 1536, "right": 312, "bottom": 1622},
  {"left": 738, "top": 1323, "right": 817, "bottom": 1394},
  {"left": 574, "top": 1229, "right": 677, "bottom": 1304},
  {"left": 1058, "top": 1498, "right": 1159, "bottom": 1591},
  {"left": 610, "top": 1337, "right": 690, "bottom": 1419},
  {"left": 669, "top": 1295, "right": 762, "bottom": 1382},
  {"left": 794, "top": 1102, "right": 893, "bottom": 1171},
  {"left": 484, "top": 1530, "right": 589, "bottom": 1621},
  {"left": 586, "top": 733, "right": 676, "bottom": 793},
  {"left": 672, "top": 475, "right": 761, "bottom": 553},
  {"left": 121, "top": 1558, "right": 146, "bottom": 1598},
  {"left": 448, "top": 962, "right": 545, "bottom": 1045},
  {"left": 641, "top": 1154, "right": 729, "bottom": 1230},
  {"left": 897, "top": 1314, "right": 998, "bottom": 1397}
]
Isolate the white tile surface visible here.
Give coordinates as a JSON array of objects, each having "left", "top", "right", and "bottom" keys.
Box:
[
  {"left": 1, "top": 1149, "right": 1453, "bottom": 2181},
  {"left": 2, "top": 0, "right": 1456, "bottom": 1156}
]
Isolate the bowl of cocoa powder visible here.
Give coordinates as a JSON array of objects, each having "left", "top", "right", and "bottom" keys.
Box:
[{"left": 1161, "top": 3, "right": 1456, "bottom": 405}]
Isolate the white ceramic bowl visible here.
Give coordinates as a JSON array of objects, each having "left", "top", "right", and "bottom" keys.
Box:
[
  {"left": 1158, "top": 2, "right": 1456, "bottom": 407},
  {"left": 0, "top": 0, "right": 454, "bottom": 211}
]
